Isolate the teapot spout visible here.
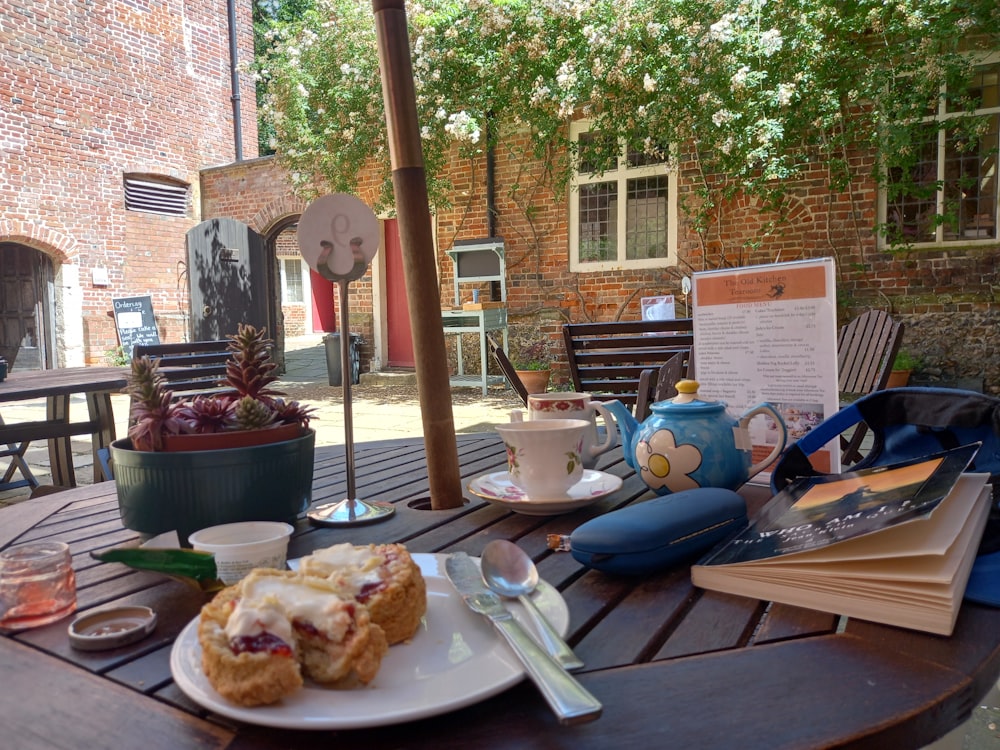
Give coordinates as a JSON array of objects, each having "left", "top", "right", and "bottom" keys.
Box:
[{"left": 601, "top": 400, "right": 639, "bottom": 469}]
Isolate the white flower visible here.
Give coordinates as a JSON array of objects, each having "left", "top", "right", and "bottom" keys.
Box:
[
  {"left": 643, "top": 73, "right": 656, "bottom": 92},
  {"left": 776, "top": 83, "right": 795, "bottom": 106},
  {"left": 759, "top": 29, "right": 782, "bottom": 56},
  {"left": 340, "top": 63, "right": 352, "bottom": 75},
  {"left": 296, "top": 83, "right": 309, "bottom": 98},
  {"left": 731, "top": 66, "right": 750, "bottom": 89},
  {"left": 712, "top": 109, "right": 734, "bottom": 127},
  {"left": 709, "top": 15, "right": 735, "bottom": 43},
  {"left": 444, "top": 111, "right": 481, "bottom": 144}
]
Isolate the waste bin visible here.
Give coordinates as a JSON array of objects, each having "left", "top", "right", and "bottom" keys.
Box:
[{"left": 323, "top": 333, "right": 361, "bottom": 386}]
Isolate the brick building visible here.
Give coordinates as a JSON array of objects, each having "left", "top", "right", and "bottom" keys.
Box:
[
  {"left": 0, "top": 0, "right": 258, "bottom": 368},
  {"left": 2, "top": 4, "right": 998, "bottom": 392}
]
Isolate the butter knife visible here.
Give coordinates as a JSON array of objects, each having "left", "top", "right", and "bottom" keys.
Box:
[{"left": 445, "top": 552, "right": 602, "bottom": 726}]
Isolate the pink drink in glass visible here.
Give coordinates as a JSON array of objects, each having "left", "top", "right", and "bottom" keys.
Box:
[{"left": 0, "top": 541, "right": 77, "bottom": 629}]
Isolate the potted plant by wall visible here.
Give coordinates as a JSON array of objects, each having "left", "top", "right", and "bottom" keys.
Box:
[
  {"left": 110, "top": 324, "right": 317, "bottom": 544},
  {"left": 887, "top": 349, "right": 921, "bottom": 388},
  {"left": 513, "top": 339, "right": 552, "bottom": 394}
]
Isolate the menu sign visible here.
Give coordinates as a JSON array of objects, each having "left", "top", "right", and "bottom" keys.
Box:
[
  {"left": 112, "top": 295, "right": 160, "bottom": 360},
  {"left": 692, "top": 258, "right": 840, "bottom": 477}
]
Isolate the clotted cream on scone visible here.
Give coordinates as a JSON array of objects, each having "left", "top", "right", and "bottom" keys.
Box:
[{"left": 298, "top": 543, "right": 427, "bottom": 645}]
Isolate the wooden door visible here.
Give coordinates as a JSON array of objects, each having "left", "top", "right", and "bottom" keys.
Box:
[
  {"left": 384, "top": 219, "right": 415, "bottom": 367},
  {"left": 186, "top": 218, "right": 273, "bottom": 341},
  {"left": 0, "top": 244, "right": 52, "bottom": 370}
]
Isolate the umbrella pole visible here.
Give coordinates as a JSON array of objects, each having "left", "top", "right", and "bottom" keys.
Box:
[{"left": 372, "top": 0, "right": 463, "bottom": 509}]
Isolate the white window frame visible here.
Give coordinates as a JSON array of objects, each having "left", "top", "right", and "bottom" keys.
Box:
[
  {"left": 569, "top": 120, "right": 678, "bottom": 272},
  {"left": 279, "top": 257, "right": 305, "bottom": 304},
  {"left": 879, "top": 54, "right": 1000, "bottom": 248}
]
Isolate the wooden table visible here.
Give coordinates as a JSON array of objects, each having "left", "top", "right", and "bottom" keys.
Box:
[
  {"left": 2, "top": 434, "right": 1000, "bottom": 749},
  {"left": 0, "top": 366, "right": 128, "bottom": 488}
]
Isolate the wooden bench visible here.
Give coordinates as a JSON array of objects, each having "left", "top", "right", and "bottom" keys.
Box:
[
  {"left": 563, "top": 319, "right": 694, "bottom": 414},
  {"left": 132, "top": 340, "right": 235, "bottom": 401}
]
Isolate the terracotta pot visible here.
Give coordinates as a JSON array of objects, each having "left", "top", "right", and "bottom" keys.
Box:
[
  {"left": 110, "top": 428, "right": 315, "bottom": 545},
  {"left": 886, "top": 369, "right": 911, "bottom": 388},
  {"left": 517, "top": 369, "right": 551, "bottom": 395},
  {"left": 161, "top": 422, "right": 302, "bottom": 452}
]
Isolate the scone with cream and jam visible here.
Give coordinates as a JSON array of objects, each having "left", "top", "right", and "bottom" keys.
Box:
[
  {"left": 198, "top": 569, "right": 388, "bottom": 707},
  {"left": 298, "top": 543, "right": 426, "bottom": 645}
]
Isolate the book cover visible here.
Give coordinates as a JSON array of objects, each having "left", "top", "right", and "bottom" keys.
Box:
[
  {"left": 690, "top": 443, "right": 990, "bottom": 635},
  {"left": 698, "top": 442, "right": 981, "bottom": 566}
]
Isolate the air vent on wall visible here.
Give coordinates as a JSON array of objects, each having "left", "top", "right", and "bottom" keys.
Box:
[{"left": 123, "top": 175, "right": 190, "bottom": 217}]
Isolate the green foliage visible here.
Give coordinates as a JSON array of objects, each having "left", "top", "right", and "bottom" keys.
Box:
[
  {"left": 105, "top": 345, "right": 128, "bottom": 366},
  {"left": 893, "top": 349, "right": 923, "bottom": 371},
  {"left": 255, "top": 0, "right": 1000, "bottom": 229},
  {"left": 513, "top": 339, "right": 550, "bottom": 370}
]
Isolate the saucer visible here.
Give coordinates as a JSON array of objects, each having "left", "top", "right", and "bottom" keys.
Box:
[{"left": 467, "top": 470, "right": 623, "bottom": 515}]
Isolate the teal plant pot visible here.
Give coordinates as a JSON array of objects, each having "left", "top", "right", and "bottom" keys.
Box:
[{"left": 110, "top": 428, "right": 315, "bottom": 545}]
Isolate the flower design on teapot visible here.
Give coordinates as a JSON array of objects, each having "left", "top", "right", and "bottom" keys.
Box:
[{"left": 636, "top": 429, "right": 702, "bottom": 493}]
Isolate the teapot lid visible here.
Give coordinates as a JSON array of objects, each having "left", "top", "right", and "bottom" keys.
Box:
[{"left": 652, "top": 379, "right": 726, "bottom": 413}]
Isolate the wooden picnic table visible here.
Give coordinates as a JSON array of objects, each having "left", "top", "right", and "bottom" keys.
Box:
[
  {"left": 0, "top": 366, "right": 128, "bottom": 488},
  {"left": 2, "top": 433, "right": 999, "bottom": 749}
]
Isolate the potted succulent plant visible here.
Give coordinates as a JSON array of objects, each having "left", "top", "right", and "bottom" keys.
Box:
[
  {"left": 125, "top": 324, "right": 314, "bottom": 451},
  {"left": 513, "top": 338, "right": 552, "bottom": 394},
  {"left": 110, "top": 324, "right": 317, "bottom": 544}
]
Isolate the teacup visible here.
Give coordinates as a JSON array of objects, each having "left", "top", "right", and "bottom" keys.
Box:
[
  {"left": 495, "top": 419, "right": 590, "bottom": 499},
  {"left": 510, "top": 392, "right": 617, "bottom": 469}
]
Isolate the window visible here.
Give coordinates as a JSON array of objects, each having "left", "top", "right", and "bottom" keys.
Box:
[
  {"left": 569, "top": 121, "right": 677, "bottom": 272},
  {"left": 280, "top": 258, "right": 304, "bottom": 304},
  {"left": 883, "top": 61, "right": 999, "bottom": 245},
  {"left": 123, "top": 174, "right": 190, "bottom": 217}
]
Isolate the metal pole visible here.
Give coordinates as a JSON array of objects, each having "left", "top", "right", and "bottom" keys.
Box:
[{"left": 339, "top": 280, "right": 356, "bottom": 507}]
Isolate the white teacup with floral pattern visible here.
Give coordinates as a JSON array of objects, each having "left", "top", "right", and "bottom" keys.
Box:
[
  {"left": 495, "top": 419, "right": 590, "bottom": 499},
  {"left": 510, "top": 392, "right": 617, "bottom": 469}
]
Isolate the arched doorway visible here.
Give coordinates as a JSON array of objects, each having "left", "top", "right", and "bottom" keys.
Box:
[{"left": 0, "top": 243, "right": 54, "bottom": 371}]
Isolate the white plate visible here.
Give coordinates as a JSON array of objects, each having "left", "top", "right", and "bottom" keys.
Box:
[
  {"left": 170, "top": 553, "right": 568, "bottom": 729},
  {"left": 468, "top": 469, "right": 623, "bottom": 515}
]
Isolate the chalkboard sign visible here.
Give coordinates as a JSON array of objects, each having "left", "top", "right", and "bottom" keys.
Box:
[{"left": 112, "top": 296, "right": 160, "bottom": 360}]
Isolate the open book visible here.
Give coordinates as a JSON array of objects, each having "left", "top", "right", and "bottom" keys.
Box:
[{"left": 691, "top": 443, "right": 989, "bottom": 635}]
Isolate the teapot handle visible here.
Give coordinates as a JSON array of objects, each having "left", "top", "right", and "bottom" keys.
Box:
[
  {"left": 738, "top": 404, "right": 788, "bottom": 479},
  {"left": 587, "top": 402, "right": 618, "bottom": 457}
]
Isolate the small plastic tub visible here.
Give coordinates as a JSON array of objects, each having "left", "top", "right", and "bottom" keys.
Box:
[{"left": 188, "top": 521, "right": 294, "bottom": 585}]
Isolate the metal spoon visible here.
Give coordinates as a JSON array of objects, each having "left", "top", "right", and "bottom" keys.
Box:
[{"left": 480, "top": 540, "right": 584, "bottom": 671}]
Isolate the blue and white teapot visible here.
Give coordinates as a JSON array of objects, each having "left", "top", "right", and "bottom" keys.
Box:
[{"left": 603, "top": 380, "right": 788, "bottom": 495}]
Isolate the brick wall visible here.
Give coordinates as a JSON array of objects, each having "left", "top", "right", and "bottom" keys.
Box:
[{"left": 0, "top": 0, "right": 257, "bottom": 363}]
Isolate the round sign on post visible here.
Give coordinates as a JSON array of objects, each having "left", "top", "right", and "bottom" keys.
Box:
[
  {"left": 297, "top": 194, "right": 394, "bottom": 527},
  {"left": 297, "top": 194, "right": 381, "bottom": 283}
]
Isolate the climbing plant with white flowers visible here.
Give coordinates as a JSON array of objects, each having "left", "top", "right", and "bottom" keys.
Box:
[{"left": 256, "top": 0, "right": 999, "bottom": 237}]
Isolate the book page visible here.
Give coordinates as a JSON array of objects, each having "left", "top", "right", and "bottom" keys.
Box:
[{"left": 692, "top": 258, "right": 840, "bottom": 478}]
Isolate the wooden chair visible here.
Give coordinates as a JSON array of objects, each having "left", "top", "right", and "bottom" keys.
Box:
[
  {"left": 132, "top": 340, "right": 235, "bottom": 401},
  {"left": 0, "top": 418, "right": 39, "bottom": 492},
  {"left": 634, "top": 349, "right": 692, "bottom": 420},
  {"left": 562, "top": 319, "right": 694, "bottom": 414},
  {"left": 486, "top": 334, "right": 528, "bottom": 406},
  {"left": 837, "top": 309, "right": 905, "bottom": 463}
]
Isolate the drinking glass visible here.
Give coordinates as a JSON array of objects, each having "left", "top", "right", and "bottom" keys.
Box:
[{"left": 0, "top": 541, "right": 77, "bottom": 629}]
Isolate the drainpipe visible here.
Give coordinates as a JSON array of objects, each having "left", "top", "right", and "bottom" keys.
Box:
[
  {"left": 486, "top": 112, "right": 501, "bottom": 300},
  {"left": 227, "top": 0, "right": 244, "bottom": 161},
  {"left": 486, "top": 111, "right": 496, "bottom": 236}
]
